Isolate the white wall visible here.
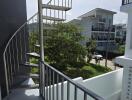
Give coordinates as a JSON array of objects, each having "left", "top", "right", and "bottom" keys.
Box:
[
  {"left": 81, "top": 69, "right": 123, "bottom": 100},
  {"left": 44, "top": 69, "right": 123, "bottom": 100}
]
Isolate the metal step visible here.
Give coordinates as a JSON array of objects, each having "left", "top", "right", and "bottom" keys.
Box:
[
  {"left": 43, "top": 16, "right": 65, "bottom": 21},
  {"left": 35, "top": 44, "right": 40, "bottom": 48},
  {"left": 43, "top": 26, "right": 57, "bottom": 30},
  {"left": 21, "top": 63, "right": 39, "bottom": 68},
  {"left": 42, "top": 4, "right": 71, "bottom": 11},
  {"left": 16, "top": 74, "right": 39, "bottom": 79},
  {"left": 18, "top": 84, "right": 39, "bottom": 89},
  {"left": 26, "top": 52, "right": 40, "bottom": 58}
]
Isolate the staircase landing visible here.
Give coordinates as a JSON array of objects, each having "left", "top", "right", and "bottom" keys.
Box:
[{"left": 4, "top": 78, "right": 41, "bottom": 100}]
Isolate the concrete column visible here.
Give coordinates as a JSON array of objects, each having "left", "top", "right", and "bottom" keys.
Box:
[
  {"left": 115, "top": 4, "right": 132, "bottom": 100},
  {"left": 124, "top": 12, "right": 132, "bottom": 59}
]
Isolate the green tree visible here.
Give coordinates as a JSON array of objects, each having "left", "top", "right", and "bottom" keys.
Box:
[
  {"left": 45, "top": 23, "right": 86, "bottom": 70},
  {"left": 118, "top": 44, "right": 125, "bottom": 54},
  {"left": 86, "top": 40, "right": 96, "bottom": 63}
]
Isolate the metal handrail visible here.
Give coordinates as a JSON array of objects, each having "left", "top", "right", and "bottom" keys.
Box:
[
  {"left": 42, "top": 61, "right": 105, "bottom": 100},
  {"left": 3, "top": 0, "right": 54, "bottom": 54},
  {"left": 3, "top": 12, "right": 38, "bottom": 95},
  {"left": 3, "top": 12, "right": 38, "bottom": 55}
]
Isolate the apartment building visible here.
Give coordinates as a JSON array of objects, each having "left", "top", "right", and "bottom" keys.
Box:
[{"left": 70, "top": 8, "right": 117, "bottom": 52}]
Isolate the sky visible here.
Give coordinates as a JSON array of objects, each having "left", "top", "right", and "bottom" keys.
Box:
[{"left": 26, "top": 0, "right": 128, "bottom": 24}]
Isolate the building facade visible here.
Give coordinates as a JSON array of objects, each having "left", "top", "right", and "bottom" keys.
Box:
[
  {"left": 115, "top": 24, "right": 126, "bottom": 44},
  {"left": 70, "top": 8, "right": 117, "bottom": 53}
]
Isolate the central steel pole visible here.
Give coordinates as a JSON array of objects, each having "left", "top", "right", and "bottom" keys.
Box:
[{"left": 38, "top": 0, "right": 45, "bottom": 97}]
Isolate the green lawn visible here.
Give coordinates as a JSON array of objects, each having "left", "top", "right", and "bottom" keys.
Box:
[
  {"left": 64, "top": 63, "right": 112, "bottom": 79},
  {"left": 30, "top": 57, "right": 112, "bottom": 79}
]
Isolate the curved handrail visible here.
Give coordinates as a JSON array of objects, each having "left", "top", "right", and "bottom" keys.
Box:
[
  {"left": 47, "top": 0, "right": 52, "bottom": 4},
  {"left": 3, "top": 12, "right": 38, "bottom": 55},
  {"left": 3, "top": 0, "right": 54, "bottom": 54}
]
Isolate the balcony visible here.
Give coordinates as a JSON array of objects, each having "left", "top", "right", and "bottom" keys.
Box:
[
  {"left": 2, "top": 68, "right": 123, "bottom": 100},
  {"left": 92, "top": 27, "right": 115, "bottom": 32}
]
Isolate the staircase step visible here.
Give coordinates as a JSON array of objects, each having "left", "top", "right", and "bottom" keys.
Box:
[
  {"left": 35, "top": 44, "right": 40, "bottom": 48},
  {"left": 43, "top": 16, "right": 65, "bottom": 21},
  {"left": 18, "top": 84, "right": 39, "bottom": 89},
  {"left": 21, "top": 63, "right": 39, "bottom": 68},
  {"left": 16, "top": 74, "right": 39, "bottom": 79},
  {"left": 43, "top": 26, "right": 57, "bottom": 30},
  {"left": 26, "top": 52, "right": 40, "bottom": 58},
  {"left": 42, "top": 4, "right": 71, "bottom": 11}
]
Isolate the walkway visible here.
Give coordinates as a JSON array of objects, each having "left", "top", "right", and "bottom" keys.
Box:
[{"left": 90, "top": 59, "right": 121, "bottom": 70}]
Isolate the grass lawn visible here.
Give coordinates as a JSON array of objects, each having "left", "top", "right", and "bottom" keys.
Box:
[
  {"left": 30, "top": 57, "right": 112, "bottom": 80},
  {"left": 64, "top": 63, "right": 112, "bottom": 79}
]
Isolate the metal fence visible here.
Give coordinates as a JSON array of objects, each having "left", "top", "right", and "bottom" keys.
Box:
[{"left": 40, "top": 61, "right": 105, "bottom": 100}]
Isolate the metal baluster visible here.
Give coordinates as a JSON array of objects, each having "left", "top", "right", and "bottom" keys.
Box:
[
  {"left": 5, "top": 52, "right": 11, "bottom": 89},
  {"left": 46, "top": 67, "right": 49, "bottom": 100},
  {"left": 68, "top": 0, "right": 70, "bottom": 7},
  {"left": 44, "top": 65, "right": 47, "bottom": 100},
  {"left": 58, "top": 0, "right": 59, "bottom": 23},
  {"left": 8, "top": 45, "right": 13, "bottom": 86},
  {"left": 71, "top": 0, "right": 72, "bottom": 8},
  {"left": 56, "top": 74, "right": 59, "bottom": 100},
  {"left": 43, "top": 63, "right": 45, "bottom": 98},
  {"left": 61, "top": 77, "right": 64, "bottom": 100},
  {"left": 19, "top": 32, "right": 23, "bottom": 63},
  {"left": 67, "top": 81, "right": 70, "bottom": 100},
  {"left": 50, "top": 1, "right": 52, "bottom": 25},
  {"left": 84, "top": 92, "right": 87, "bottom": 100},
  {"left": 23, "top": 26, "right": 28, "bottom": 62},
  {"left": 62, "top": 0, "right": 64, "bottom": 22},
  {"left": 65, "top": 0, "right": 67, "bottom": 20},
  {"left": 11, "top": 39, "right": 16, "bottom": 74},
  {"left": 74, "top": 86, "right": 77, "bottom": 100},
  {"left": 52, "top": 71, "right": 55, "bottom": 100},
  {"left": 54, "top": 0, "right": 56, "bottom": 25},
  {"left": 3, "top": 50, "right": 10, "bottom": 95},
  {"left": 15, "top": 35, "right": 20, "bottom": 72},
  {"left": 49, "top": 69, "right": 51, "bottom": 100}
]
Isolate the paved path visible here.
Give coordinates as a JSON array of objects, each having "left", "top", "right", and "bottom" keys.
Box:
[{"left": 90, "top": 59, "right": 121, "bottom": 70}]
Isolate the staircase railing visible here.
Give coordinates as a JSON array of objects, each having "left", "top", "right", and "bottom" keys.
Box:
[
  {"left": 3, "top": 13, "right": 39, "bottom": 94},
  {"left": 40, "top": 61, "right": 105, "bottom": 100},
  {"left": 122, "top": 0, "right": 132, "bottom": 5}
]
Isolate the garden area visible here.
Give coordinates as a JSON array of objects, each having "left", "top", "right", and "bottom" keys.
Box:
[{"left": 30, "top": 23, "right": 112, "bottom": 79}]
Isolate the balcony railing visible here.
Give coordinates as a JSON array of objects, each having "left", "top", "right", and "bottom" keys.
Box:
[
  {"left": 92, "top": 27, "right": 115, "bottom": 32},
  {"left": 122, "top": 0, "right": 132, "bottom": 5},
  {"left": 40, "top": 61, "right": 105, "bottom": 100}
]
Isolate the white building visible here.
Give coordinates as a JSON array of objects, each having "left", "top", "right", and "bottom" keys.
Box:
[
  {"left": 70, "top": 8, "right": 117, "bottom": 52},
  {"left": 115, "top": 24, "right": 126, "bottom": 44}
]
